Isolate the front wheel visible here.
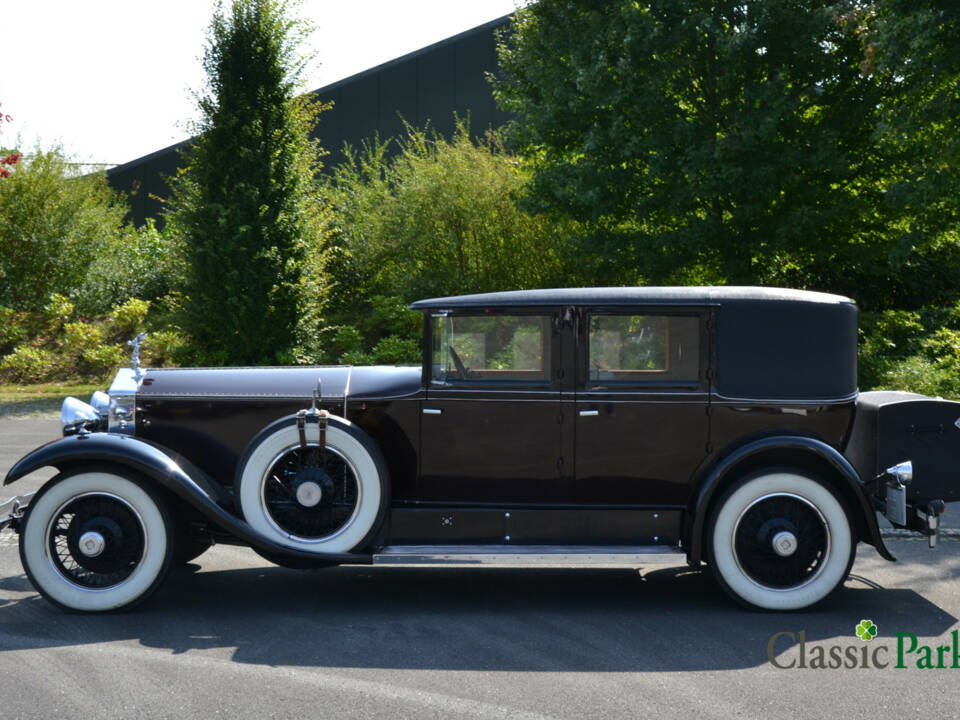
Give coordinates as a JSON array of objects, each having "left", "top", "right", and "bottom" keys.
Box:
[
  {"left": 19, "top": 469, "right": 174, "bottom": 612},
  {"left": 707, "top": 471, "right": 854, "bottom": 611}
]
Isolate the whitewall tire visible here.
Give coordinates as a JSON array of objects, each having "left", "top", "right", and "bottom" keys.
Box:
[
  {"left": 707, "top": 471, "right": 854, "bottom": 611},
  {"left": 235, "top": 415, "right": 387, "bottom": 554},
  {"left": 19, "top": 470, "right": 174, "bottom": 612}
]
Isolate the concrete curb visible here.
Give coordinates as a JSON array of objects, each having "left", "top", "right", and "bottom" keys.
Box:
[{"left": 879, "top": 527, "right": 960, "bottom": 541}]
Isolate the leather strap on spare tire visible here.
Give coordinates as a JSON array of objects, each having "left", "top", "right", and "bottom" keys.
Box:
[{"left": 234, "top": 412, "right": 390, "bottom": 555}]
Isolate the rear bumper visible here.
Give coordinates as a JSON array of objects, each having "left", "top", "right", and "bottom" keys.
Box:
[{"left": 0, "top": 492, "right": 35, "bottom": 533}]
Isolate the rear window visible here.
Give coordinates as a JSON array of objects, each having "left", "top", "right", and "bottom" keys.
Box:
[{"left": 587, "top": 314, "right": 699, "bottom": 384}]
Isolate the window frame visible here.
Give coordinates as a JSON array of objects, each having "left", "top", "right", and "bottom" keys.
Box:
[
  {"left": 579, "top": 307, "right": 708, "bottom": 391},
  {"left": 424, "top": 308, "right": 561, "bottom": 390}
]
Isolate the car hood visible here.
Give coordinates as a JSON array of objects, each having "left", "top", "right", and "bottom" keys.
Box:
[{"left": 137, "top": 365, "right": 422, "bottom": 401}]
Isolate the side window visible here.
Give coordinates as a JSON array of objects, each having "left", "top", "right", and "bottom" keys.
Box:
[
  {"left": 587, "top": 314, "right": 699, "bottom": 385},
  {"left": 432, "top": 314, "right": 551, "bottom": 383}
]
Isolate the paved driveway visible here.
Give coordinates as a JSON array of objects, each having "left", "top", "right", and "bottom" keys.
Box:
[{"left": 2, "top": 415, "right": 960, "bottom": 719}]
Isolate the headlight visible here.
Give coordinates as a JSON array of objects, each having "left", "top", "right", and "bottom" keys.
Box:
[
  {"left": 107, "top": 368, "right": 139, "bottom": 434},
  {"left": 90, "top": 390, "right": 111, "bottom": 418},
  {"left": 61, "top": 397, "right": 101, "bottom": 436}
]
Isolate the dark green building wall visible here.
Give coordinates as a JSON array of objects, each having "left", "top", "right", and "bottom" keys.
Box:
[{"left": 107, "top": 15, "right": 513, "bottom": 227}]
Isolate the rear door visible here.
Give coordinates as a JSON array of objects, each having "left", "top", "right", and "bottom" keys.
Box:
[{"left": 573, "top": 308, "right": 710, "bottom": 507}]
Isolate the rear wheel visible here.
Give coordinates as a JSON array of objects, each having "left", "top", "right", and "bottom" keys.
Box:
[
  {"left": 707, "top": 471, "right": 854, "bottom": 611},
  {"left": 19, "top": 469, "right": 174, "bottom": 612}
]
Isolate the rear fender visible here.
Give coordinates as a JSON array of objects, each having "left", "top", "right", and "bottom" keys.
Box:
[
  {"left": 687, "top": 435, "right": 894, "bottom": 565},
  {"left": 4, "top": 433, "right": 370, "bottom": 566}
]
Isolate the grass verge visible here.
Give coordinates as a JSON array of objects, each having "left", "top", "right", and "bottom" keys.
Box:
[{"left": 0, "top": 382, "right": 102, "bottom": 418}]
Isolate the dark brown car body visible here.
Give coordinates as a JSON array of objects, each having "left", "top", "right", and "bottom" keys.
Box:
[{"left": 6, "top": 286, "right": 959, "bottom": 613}]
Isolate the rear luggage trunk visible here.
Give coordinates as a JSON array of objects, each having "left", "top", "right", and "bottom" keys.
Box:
[{"left": 846, "top": 390, "right": 960, "bottom": 511}]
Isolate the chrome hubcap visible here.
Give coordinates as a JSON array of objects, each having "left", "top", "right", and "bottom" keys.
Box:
[
  {"left": 78, "top": 531, "right": 106, "bottom": 558},
  {"left": 295, "top": 481, "right": 323, "bottom": 508},
  {"left": 771, "top": 530, "right": 798, "bottom": 557}
]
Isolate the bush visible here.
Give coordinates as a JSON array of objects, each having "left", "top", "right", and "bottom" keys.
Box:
[
  {"left": 322, "top": 122, "right": 586, "bottom": 363},
  {"left": 0, "top": 294, "right": 189, "bottom": 383},
  {"left": 342, "top": 335, "right": 420, "bottom": 366},
  {"left": 0, "top": 147, "right": 130, "bottom": 311},
  {"left": 0, "top": 345, "right": 58, "bottom": 383},
  {"left": 141, "top": 329, "right": 189, "bottom": 367},
  {"left": 328, "top": 122, "right": 586, "bottom": 304},
  {"left": 110, "top": 298, "right": 151, "bottom": 339},
  {"left": 859, "top": 304, "right": 960, "bottom": 399},
  {"left": 75, "top": 221, "right": 183, "bottom": 315},
  {"left": 0, "top": 306, "right": 32, "bottom": 355},
  {"left": 62, "top": 322, "right": 125, "bottom": 378},
  {"left": 43, "top": 293, "right": 75, "bottom": 333}
]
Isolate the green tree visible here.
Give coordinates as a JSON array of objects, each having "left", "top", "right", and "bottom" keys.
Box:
[
  {"left": 321, "top": 122, "right": 587, "bottom": 362},
  {"left": 493, "top": 1, "right": 920, "bottom": 304},
  {"left": 0, "top": 147, "right": 129, "bottom": 310},
  {"left": 167, "top": 0, "right": 326, "bottom": 365},
  {"left": 869, "top": 1, "right": 960, "bottom": 308}
]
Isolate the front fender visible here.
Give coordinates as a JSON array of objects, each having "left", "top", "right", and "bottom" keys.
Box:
[
  {"left": 687, "top": 435, "right": 894, "bottom": 565},
  {"left": 4, "top": 433, "right": 371, "bottom": 566}
]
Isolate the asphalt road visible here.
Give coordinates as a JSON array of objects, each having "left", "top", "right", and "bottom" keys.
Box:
[{"left": 3, "top": 416, "right": 960, "bottom": 719}]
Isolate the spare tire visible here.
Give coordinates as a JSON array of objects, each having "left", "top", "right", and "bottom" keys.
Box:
[{"left": 234, "top": 413, "right": 389, "bottom": 554}]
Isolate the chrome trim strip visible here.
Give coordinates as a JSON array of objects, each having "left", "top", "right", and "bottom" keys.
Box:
[
  {"left": 343, "top": 365, "right": 352, "bottom": 417},
  {"left": 373, "top": 545, "right": 685, "bottom": 566},
  {"left": 711, "top": 391, "right": 859, "bottom": 405},
  {"left": 422, "top": 408, "right": 443, "bottom": 415}
]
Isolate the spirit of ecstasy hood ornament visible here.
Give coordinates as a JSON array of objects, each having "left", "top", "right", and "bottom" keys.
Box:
[{"left": 128, "top": 332, "right": 147, "bottom": 380}]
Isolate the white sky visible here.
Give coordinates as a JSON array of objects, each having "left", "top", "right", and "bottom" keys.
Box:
[{"left": 1, "top": 1, "right": 521, "bottom": 166}]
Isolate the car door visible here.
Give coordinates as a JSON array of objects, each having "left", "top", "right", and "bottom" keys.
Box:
[
  {"left": 418, "top": 308, "right": 565, "bottom": 504},
  {"left": 573, "top": 308, "right": 710, "bottom": 507}
]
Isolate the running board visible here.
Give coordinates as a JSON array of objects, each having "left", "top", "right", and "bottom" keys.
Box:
[{"left": 372, "top": 545, "right": 686, "bottom": 567}]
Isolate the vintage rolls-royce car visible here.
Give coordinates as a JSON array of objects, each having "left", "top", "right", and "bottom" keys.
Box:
[{"left": 1, "top": 287, "right": 957, "bottom": 612}]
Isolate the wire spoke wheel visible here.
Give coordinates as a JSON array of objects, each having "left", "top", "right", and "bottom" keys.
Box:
[
  {"left": 708, "top": 471, "right": 854, "bottom": 611},
  {"left": 20, "top": 470, "right": 173, "bottom": 612},
  {"left": 261, "top": 444, "right": 361, "bottom": 541},
  {"left": 733, "top": 494, "right": 829, "bottom": 590},
  {"left": 237, "top": 414, "right": 388, "bottom": 554},
  {"left": 47, "top": 493, "right": 146, "bottom": 589}
]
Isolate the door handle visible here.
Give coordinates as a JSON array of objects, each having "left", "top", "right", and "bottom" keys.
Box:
[
  {"left": 579, "top": 409, "right": 599, "bottom": 417},
  {"left": 423, "top": 408, "right": 443, "bottom": 415}
]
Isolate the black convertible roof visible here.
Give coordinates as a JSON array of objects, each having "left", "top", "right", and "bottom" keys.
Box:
[{"left": 409, "top": 286, "right": 853, "bottom": 309}]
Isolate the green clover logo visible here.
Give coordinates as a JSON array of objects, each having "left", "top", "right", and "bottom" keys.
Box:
[{"left": 856, "top": 619, "right": 878, "bottom": 641}]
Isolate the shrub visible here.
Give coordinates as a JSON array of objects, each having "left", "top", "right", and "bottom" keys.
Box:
[
  {"left": 342, "top": 335, "right": 420, "bottom": 366},
  {"left": 0, "top": 147, "right": 130, "bottom": 311},
  {"left": 859, "top": 304, "right": 960, "bottom": 399},
  {"left": 62, "top": 322, "right": 125, "bottom": 378},
  {"left": 75, "top": 221, "right": 183, "bottom": 314},
  {"left": 43, "top": 293, "right": 75, "bottom": 332},
  {"left": 0, "top": 306, "right": 31, "bottom": 354},
  {"left": 110, "top": 298, "right": 151, "bottom": 339},
  {"left": 140, "top": 329, "right": 189, "bottom": 367},
  {"left": 322, "top": 123, "right": 585, "bottom": 363},
  {"left": 0, "top": 345, "right": 58, "bottom": 383}
]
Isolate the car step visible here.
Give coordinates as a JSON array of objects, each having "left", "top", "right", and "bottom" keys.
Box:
[{"left": 372, "top": 544, "right": 686, "bottom": 567}]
